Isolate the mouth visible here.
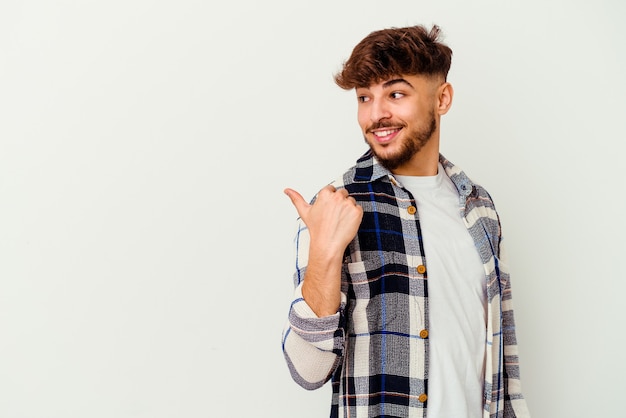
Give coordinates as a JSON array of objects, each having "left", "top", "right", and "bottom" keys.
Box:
[{"left": 370, "top": 127, "right": 402, "bottom": 143}]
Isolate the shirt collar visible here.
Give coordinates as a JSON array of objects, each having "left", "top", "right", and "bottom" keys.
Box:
[
  {"left": 439, "top": 154, "right": 476, "bottom": 201},
  {"left": 352, "top": 150, "right": 476, "bottom": 201}
]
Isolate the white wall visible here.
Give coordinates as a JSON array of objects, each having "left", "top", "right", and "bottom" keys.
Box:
[{"left": 1, "top": 1, "right": 624, "bottom": 417}]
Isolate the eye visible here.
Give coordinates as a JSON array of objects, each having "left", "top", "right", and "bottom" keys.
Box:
[
  {"left": 357, "top": 95, "right": 370, "bottom": 103},
  {"left": 390, "top": 92, "right": 405, "bottom": 99}
]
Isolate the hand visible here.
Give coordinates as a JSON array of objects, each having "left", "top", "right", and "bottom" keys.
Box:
[{"left": 284, "top": 185, "right": 363, "bottom": 255}]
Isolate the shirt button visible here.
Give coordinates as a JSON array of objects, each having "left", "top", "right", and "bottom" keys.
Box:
[
  {"left": 418, "top": 393, "right": 428, "bottom": 403},
  {"left": 417, "top": 265, "right": 426, "bottom": 274},
  {"left": 419, "top": 329, "right": 429, "bottom": 339},
  {"left": 407, "top": 205, "right": 417, "bottom": 215}
]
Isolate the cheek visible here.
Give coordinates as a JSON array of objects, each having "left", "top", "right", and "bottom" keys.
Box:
[{"left": 357, "top": 110, "right": 369, "bottom": 131}]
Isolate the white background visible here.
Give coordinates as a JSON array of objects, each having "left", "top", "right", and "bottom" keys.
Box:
[{"left": 1, "top": 1, "right": 624, "bottom": 417}]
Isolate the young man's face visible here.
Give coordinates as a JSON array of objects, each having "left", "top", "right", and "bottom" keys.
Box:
[{"left": 356, "top": 74, "right": 443, "bottom": 174}]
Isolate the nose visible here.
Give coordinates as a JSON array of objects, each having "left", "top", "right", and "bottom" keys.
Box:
[{"left": 370, "top": 98, "right": 391, "bottom": 122}]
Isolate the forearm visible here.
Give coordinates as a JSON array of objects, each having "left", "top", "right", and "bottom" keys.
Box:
[{"left": 301, "top": 243, "right": 344, "bottom": 317}]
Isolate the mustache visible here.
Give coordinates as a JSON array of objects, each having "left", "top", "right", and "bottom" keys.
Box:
[{"left": 366, "top": 121, "right": 405, "bottom": 133}]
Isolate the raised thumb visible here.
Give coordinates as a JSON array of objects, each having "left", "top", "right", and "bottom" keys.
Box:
[{"left": 284, "top": 188, "right": 309, "bottom": 218}]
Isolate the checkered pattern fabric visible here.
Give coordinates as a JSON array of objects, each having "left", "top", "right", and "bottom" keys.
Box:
[{"left": 282, "top": 151, "right": 530, "bottom": 418}]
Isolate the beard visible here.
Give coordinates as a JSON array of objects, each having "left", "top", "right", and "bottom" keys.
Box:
[{"left": 365, "top": 111, "right": 437, "bottom": 172}]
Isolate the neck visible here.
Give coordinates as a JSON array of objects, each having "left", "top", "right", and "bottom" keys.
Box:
[{"left": 391, "top": 136, "right": 440, "bottom": 176}]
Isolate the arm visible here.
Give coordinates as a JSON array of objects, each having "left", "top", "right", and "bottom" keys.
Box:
[
  {"left": 499, "top": 240, "right": 531, "bottom": 417},
  {"left": 281, "top": 185, "right": 362, "bottom": 389}
]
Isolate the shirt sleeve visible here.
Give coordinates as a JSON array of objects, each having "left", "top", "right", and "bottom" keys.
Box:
[
  {"left": 281, "top": 219, "right": 347, "bottom": 390},
  {"left": 498, "top": 239, "right": 532, "bottom": 417}
]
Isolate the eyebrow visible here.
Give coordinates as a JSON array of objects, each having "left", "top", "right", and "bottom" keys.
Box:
[{"left": 382, "top": 78, "right": 414, "bottom": 89}]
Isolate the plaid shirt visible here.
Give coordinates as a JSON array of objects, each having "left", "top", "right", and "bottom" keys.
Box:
[{"left": 282, "top": 152, "right": 530, "bottom": 418}]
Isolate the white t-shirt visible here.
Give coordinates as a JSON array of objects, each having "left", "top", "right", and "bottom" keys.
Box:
[{"left": 395, "top": 164, "right": 487, "bottom": 418}]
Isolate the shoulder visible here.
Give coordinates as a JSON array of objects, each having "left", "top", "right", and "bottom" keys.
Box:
[
  {"left": 327, "top": 150, "right": 377, "bottom": 191},
  {"left": 330, "top": 150, "right": 392, "bottom": 192},
  {"left": 440, "top": 154, "right": 496, "bottom": 206}
]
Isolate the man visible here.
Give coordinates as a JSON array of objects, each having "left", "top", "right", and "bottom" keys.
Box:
[{"left": 282, "top": 24, "right": 530, "bottom": 418}]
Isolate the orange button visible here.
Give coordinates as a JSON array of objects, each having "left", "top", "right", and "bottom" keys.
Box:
[
  {"left": 417, "top": 265, "right": 426, "bottom": 274},
  {"left": 418, "top": 393, "right": 428, "bottom": 403},
  {"left": 407, "top": 205, "right": 417, "bottom": 215},
  {"left": 419, "top": 329, "right": 429, "bottom": 339}
]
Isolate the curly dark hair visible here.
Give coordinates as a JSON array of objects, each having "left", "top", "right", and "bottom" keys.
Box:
[{"left": 334, "top": 25, "right": 452, "bottom": 90}]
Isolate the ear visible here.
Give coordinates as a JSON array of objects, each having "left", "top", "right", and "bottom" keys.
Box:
[{"left": 437, "top": 82, "right": 454, "bottom": 115}]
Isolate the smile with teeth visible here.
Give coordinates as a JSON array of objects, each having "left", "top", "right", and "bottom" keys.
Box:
[
  {"left": 371, "top": 127, "right": 401, "bottom": 142},
  {"left": 374, "top": 129, "right": 399, "bottom": 137}
]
